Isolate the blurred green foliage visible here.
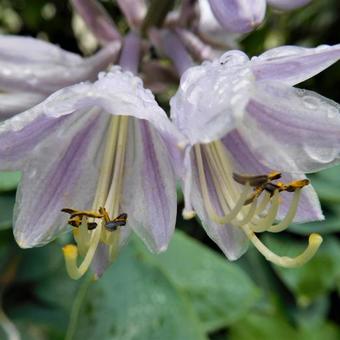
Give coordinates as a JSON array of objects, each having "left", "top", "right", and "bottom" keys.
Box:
[{"left": 0, "top": 0, "right": 340, "bottom": 339}]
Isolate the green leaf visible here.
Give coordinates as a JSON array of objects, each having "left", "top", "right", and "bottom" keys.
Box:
[
  {"left": 308, "top": 177, "right": 340, "bottom": 204},
  {"left": 264, "top": 235, "right": 340, "bottom": 304},
  {"left": 0, "top": 193, "right": 15, "bottom": 230},
  {"left": 71, "top": 244, "right": 207, "bottom": 340},
  {"left": 229, "top": 312, "right": 340, "bottom": 340},
  {"left": 0, "top": 171, "right": 21, "bottom": 192},
  {"left": 15, "top": 242, "right": 64, "bottom": 282},
  {"left": 289, "top": 216, "right": 340, "bottom": 235},
  {"left": 138, "top": 231, "right": 260, "bottom": 333}
]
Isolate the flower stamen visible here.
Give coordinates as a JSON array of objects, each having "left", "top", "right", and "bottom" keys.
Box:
[
  {"left": 62, "top": 116, "right": 130, "bottom": 279},
  {"left": 194, "top": 140, "right": 323, "bottom": 268}
]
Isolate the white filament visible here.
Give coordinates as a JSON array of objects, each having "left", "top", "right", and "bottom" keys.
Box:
[{"left": 193, "top": 141, "right": 322, "bottom": 268}]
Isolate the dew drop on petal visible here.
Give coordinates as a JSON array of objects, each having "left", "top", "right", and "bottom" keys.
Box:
[
  {"left": 327, "top": 106, "right": 339, "bottom": 120},
  {"left": 2, "top": 69, "right": 12, "bottom": 76},
  {"left": 28, "top": 169, "right": 37, "bottom": 179},
  {"left": 301, "top": 95, "right": 319, "bottom": 110},
  {"left": 303, "top": 144, "right": 338, "bottom": 164},
  {"left": 315, "top": 44, "right": 330, "bottom": 51}
]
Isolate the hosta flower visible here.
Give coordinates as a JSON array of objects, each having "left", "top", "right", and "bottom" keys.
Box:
[
  {"left": 0, "top": 35, "right": 120, "bottom": 118},
  {"left": 170, "top": 44, "right": 340, "bottom": 267},
  {"left": 208, "top": 0, "right": 312, "bottom": 33},
  {"left": 0, "top": 34, "right": 181, "bottom": 279}
]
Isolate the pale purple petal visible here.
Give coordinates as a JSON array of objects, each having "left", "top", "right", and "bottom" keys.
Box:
[
  {"left": 267, "top": 0, "right": 311, "bottom": 10},
  {"left": 222, "top": 130, "right": 324, "bottom": 222},
  {"left": 117, "top": 0, "right": 146, "bottom": 29},
  {"left": 119, "top": 32, "right": 141, "bottom": 74},
  {"left": 241, "top": 82, "right": 340, "bottom": 173},
  {"left": 13, "top": 111, "right": 109, "bottom": 248},
  {"left": 208, "top": 0, "right": 266, "bottom": 33},
  {"left": 43, "top": 67, "right": 184, "bottom": 146},
  {"left": 0, "top": 36, "right": 121, "bottom": 94},
  {"left": 175, "top": 28, "right": 219, "bottom": 62},
  {"left": 160, "top": 30, "right": 194, "bottom": 76},
  {"left": 0, "top": 35, "right": 82, "bottom": 65},
  {"left": 0, "top": 92, "right": 45, "bottom": 119},
  {"left": 71, "top": 0, "right": 121, "bottom": 44},
  {"left": 251, "top": 44, "right": 340, "bottom": 85},
  {"left": 122, "top": 119, "right": 177, "bottom": 252},
  {"left": 170, "top": 51, "right": 252, "bottom": 145},
  {"left": 189, "top": 147, "right": 249, "bottom": 260},
  {"left": 91, "top": 243, "right": 110, "bottom": 279},
  {"left": 0, "top": 102, "right": 68, "bottom": 169},
  {"left": 198, "top": 0, "right": 240, "bottom": 49}
]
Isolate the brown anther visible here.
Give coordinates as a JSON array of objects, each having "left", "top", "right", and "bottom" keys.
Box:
[
  {"left": 267, "top": 171, "right": 282, "bottom": 181},
  {"left": 233, "top": 171, "right": 282, "bottom": 187}
]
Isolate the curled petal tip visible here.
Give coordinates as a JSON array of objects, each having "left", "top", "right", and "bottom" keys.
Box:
[{"left": 15, "top": 238, "right": 30, "bottom": 249}]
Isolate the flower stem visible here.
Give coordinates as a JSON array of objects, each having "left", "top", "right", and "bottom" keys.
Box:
[
  {"left": 119, "top": 32, "right": 141, "bottom": 74},
  {"left": 141, "top": 0, "right": 175, "bottom": 35}
]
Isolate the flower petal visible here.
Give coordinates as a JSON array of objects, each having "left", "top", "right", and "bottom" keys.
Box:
[
  {"left": 13, "top": 111, "right": 108, "bottom": 248},
  {"left": 208, "top": 0, "right": 266, "bottom": 33},
  {"left": 71, "top": 0, "right": 121, "bottom": 44},
  {"left": 0, "top": 91, "right": 45, "bottom": 119},
  {"left": 170, "top": 51, "right": 253, "bottom": 145},
  {"left": 0, "top": 36, "right": 121, "bottom": 94},
  {"left": 222, "top": 130, "right": 324, "bottom": 222},
  {"left": 242, "top": 82, "right": 340, "bottom": 173},
  {"left": 0, "top": 102, "right": 68, "bottom": 170},
  {"left": 267, "top": 0, "right": 311, "bottom": 10},
  {"left": 189, "top": 147, "right": 249, "bottom": 260},
  {"left": 198, "top": 0, "right": 240, "bottom": 49},
  {"left": 122, "top": 119, "right": 177, "bottom": 252},
  {"left": 43, "top": 66, "right": 183, "bottom": 146},
  {"left": 251, "top": 44, "right": 340, "bottom": 85}
]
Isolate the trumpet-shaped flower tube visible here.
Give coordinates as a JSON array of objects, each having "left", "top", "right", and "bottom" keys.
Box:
[
  {"left": 207, "top": 0, "right": 312, "bottom": 33},
  {"left": 170, "top": 44, "right": 340, "bottom": 266},
  {"left": 0, "top": 34, "right": 182, "bottom": 279}
]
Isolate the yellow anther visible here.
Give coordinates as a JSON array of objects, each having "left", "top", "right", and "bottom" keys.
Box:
[{"left": 284, "top": 179, "right": 310, "bottom": 192}]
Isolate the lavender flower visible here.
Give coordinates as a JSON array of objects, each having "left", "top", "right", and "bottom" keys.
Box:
[
  {"left": 170, "top": 44, "right": 340, "bottom": 267},
  {"left": 0, "top": 34, "right": 181, "bottom": 279},
  {"left": 208, "top": 0, "right": 312, "bottom": 33},
  {"left": 0, "top": 35, "right": 120, "bottom": 118}
]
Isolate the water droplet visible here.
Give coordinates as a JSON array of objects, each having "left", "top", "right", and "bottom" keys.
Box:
[
  {"left": 220, "top": 55, "right": 232, "bottom": 65},
  {"left": 303, "top": 144, "right": 338, "bottom": 164},
  {"left": 2, "top": 69, "right": 12, "bottom": 76},
  {"left": 233, "top": 79, "right": 250, "bottom": 92},
  {"left": 29, "top": 169, "right": 37, "bottom": 179},
  {"left": 28, "top": 78, "right": 38, "bottom": 86},
  {"left": 327, "top": 106, "right": 338, "bottom": 120},
  {"left": 23, "top": 68, "right": 32, "bottom": 75},
  {"left": 98, "top": 71, "right": 105, "bottom": 79},
  {"left": 316, "top": 44, "right": 330, "bottom": 51},
  {"left": 301, "top": 95, "right": 319, "bottom": 110}
]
